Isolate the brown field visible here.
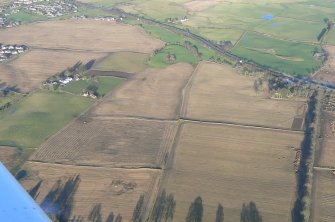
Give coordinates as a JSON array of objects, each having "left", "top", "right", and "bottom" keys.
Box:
[
  {"left": 0, "top": 19, "right": 164, "bottom": 53},
  {"left": 313, "top": 45, "right": 335, "bottom": 85},
  {"left": 0, "top": 146, "right": 20, "bottom": 169},
  {"left": 311, "top": 169, "right": 335, "bottom": 222},
  {"left": 91, "top": 63, "right": 194, "bottom": 119},
  {"left": 30, "top": 117, "right": 177, "bottom": 168},
  {"left": 0, "top": 49, "right": 106, "bottom": 92},
  {"left": 183, "top": 62, "right": 306, "bottom": 129},
  {"left": 183, "top": 0, "right": 224, "bottom": 12},
  {"left": 164, "top": 122, "right": 303, "bottom": 222},
  {"left": 316, "top": 111, "right": 335, "bottom": 168},
  {"left": 21, "top": 162, "right": 161, "bottom": 221}
]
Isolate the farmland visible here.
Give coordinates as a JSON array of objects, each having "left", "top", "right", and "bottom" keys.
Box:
[
  {"left": 1, "top": 0, "right": 334, "bottom": 221},
  {"left": 231, "top": 32, "right": 321, "bottom": 76},
  {"left": 163, "top": 122, "right": 304, "bottom": 222},
  {"left": 111, "top": 0, "right": 329, "bottom": 76},
  {"left": 311, "top": 170, "right": 335, "bottom": 222},
  {"left": 0, "top": 20, "right": 164, "bottom": 53},
  {"left": 61, "top": 76, "right": 125, "bottom": 97},
  {"left": 30, "top": 118, "right": 177, "bottom": 168},
  {"left": 315, "top": 110, "right": 335, "bottom": 168},
  {"left": 183, "top": 62, "right": 307, "bottom": 129},
  {"left": 0, "top": 49, "right": 106, "bottom": 92},
  {"left": 21, "top": 162, "right": 161, "bottom": 221},
  {"left": 93, "top": 52, "right": 150, "bottom": 73},
  {"left": 0, "top": 90, "right": 94, "bottom": 149},
  {"left": 91, "top": 63, "right": 193, "bottom": 119},
  {"left": 148, "top": 44, "right": 198, "bottom": 67}
]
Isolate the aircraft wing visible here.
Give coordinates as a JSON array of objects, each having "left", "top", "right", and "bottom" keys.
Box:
[{"left": 0, "top": 162, "right": 51, "bottom": 222}]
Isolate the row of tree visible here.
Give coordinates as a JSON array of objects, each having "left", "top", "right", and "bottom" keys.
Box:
[{"left": 185, "top": 197, "right": 262, "bottom": 222}]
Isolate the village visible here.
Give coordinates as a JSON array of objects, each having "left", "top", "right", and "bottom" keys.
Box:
[
  {"left": 0, "top": 43, "right": 27, "bottom": 62},
  {"left": 0, "top": 0, "right": 78, "bottom": 28}
]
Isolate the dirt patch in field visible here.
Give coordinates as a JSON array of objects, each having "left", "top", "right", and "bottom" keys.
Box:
[
  {"left": 0, "top": 19, "right": 164, "bottom": 53},
  {"left": 30, "top": 118, "right": 177, "bottom": 168},
  {"left": 311, "top": 170, "right": 335, "bottom": 222},
  {"left": 21, "top": 162, "right": 161, "bottom": 221},
  {"left": 183, "top": 0, "right": 224, "bottom": 12},
  {"left": 313, "top": 45, "right": 335, "bottom": 85},
  {"left": 0, "top": 49, "right": 106, "bottom": 92},
  {"left": 0, "top": 146, "right": 20, "bottom": 170},
  {"left": 164, "top": 122, "right": 303, "bottom": 222},
  {"left": 91, "top": 63, "right": 194, "bottom": 119},
  {"left": 184, "top": 61, "right": 307, "bottom": 129}
]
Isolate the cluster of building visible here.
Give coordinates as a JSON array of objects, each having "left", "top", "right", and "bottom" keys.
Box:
[
  {"left": 0, "top": 44, "right": 27, "bottom": 62},
  {"left": 71, "top": 15, "right": 125, "bottom": 22}
]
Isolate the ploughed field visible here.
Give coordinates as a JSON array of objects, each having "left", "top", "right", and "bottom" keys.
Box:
[
  {"left": 164, "top": 122, "right": 304, "bottom": 222},
  {"left": 30, "top": 117, "right": 178, "bottom": 168},
  {"left": 21, "top": 162, "right": 161, "bottom": 222},
  {"left": 183, "top": 62, "right": 307, "bottom": 129}
]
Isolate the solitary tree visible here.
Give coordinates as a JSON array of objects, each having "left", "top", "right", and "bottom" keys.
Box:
[
  {"left": 186, "top": 196, "right": 203, "bottom": 222},
  {"left": 215, "top": 204, "right": 224, "bottom": 222}
]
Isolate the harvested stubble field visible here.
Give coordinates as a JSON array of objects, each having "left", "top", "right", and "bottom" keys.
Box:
[
  {"left": 311, "top": 169, "right": 335, "bottom": 222},
  {"left": 21, "top": 162, "right": 161, "bottom": 221},
  {"left": 0, "top": 49, "right": 106, "bottom": 92},
  {"left": 183, "top": 62, "right": 307, "bottom": 129},
  {"left": 313, "top": 45, "right": 335, "bottom": 85},
  {"left": 0, "top": 19, "right": 164, "bottom": 53},
  {"left": 30, "top": 117, "right": 178, "bottom": 168},
  {"left": 92, "top": 63, "right": 194, "bottom": 119},
  {"left": 315, "top": 111, "right": 335, "bottom": 168},
  {"left": 164, "top": 122, "right": 304, "bottom": 222}
]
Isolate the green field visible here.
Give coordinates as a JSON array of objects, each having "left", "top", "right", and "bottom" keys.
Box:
[
  {"left": 113, "top": 0, "right": 335, "bottom": 76},
  {"left": 254, "top": 17, "right": 323, "bottom": 43},
  {"left": 93, "top": 52, "right": 149, "bottom": 73},
  {"left": 61, "top": 76, "right": 124, "bottom": 96},
  {"left": 7, "top": 10, "right": 48, "bottom": 22},
  {"left": 148, "top": 44, "right": 198, "bottom": 67},
  {"left": 142, "top": 24, "right": 221, "bottom": 60},
  {"left": 232, "top": 32, "right": 322, "bottom": 76},
  {"left": 0, "top": 92, "right": 22, "bottom": 107},
  {"left": 0, "top": 90, "right": 94, "bottom": 149}
]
